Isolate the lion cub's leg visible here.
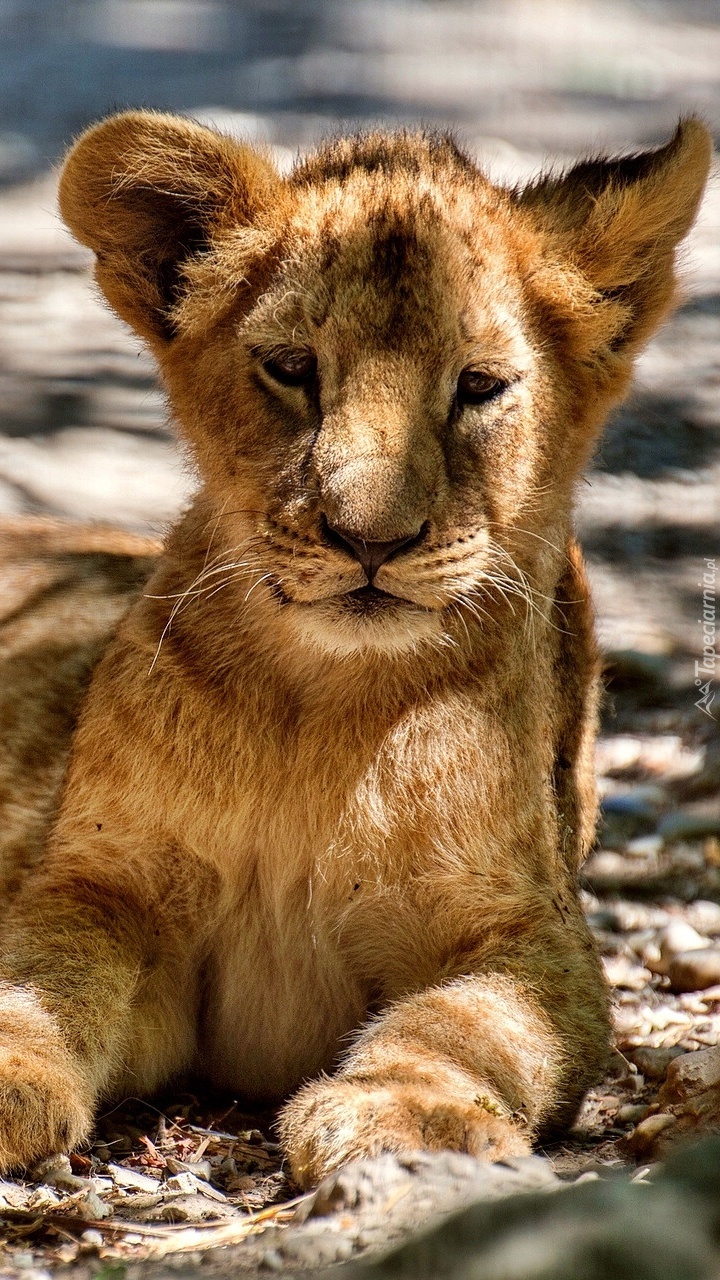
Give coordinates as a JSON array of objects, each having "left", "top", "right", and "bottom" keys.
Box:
[
  {"left": 0, "top": 983, "right": 94, "bottom": 1171},
  {"left": 280, "top": 907, "right": 609, "bottom": 1188},
  {"left": 0, "top": 855, "right": 200, "bottom": 1171}
]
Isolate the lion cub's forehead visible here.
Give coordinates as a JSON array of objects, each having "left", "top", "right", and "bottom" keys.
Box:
[{"left": 249, "top": 152, "right": 528, "bottom": 363}]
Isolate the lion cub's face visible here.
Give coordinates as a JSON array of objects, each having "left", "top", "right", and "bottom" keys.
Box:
[
  {"left": 234, "top": 169, "right": 540, "bottom": 656},
  {"left": 59, "top": 117, "right": 710, "bottom": 657}
]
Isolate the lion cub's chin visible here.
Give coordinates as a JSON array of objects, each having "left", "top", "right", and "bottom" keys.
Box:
[{"left": 288, "top": 593, "right": 444, "bottom": 659}]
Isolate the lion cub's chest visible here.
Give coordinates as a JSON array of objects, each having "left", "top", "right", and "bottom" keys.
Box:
[
  {"left": 196, "top": 767, "right": 377, "bottom": 1097},
  {"left": 199, "top": 872, "right": 368, "bottom": 1098},
  {"left": 191, "top": 684, "right": 524, "bottom": 1098}
]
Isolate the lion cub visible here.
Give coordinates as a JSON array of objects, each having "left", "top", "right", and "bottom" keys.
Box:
[{"left": 0, "top": 113, "right": 710, "bottom": 1185}]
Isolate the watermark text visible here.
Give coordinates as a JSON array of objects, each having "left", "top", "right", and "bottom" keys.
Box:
[{"left": 695, "top": 558, "right": 717, "bottom": 719}]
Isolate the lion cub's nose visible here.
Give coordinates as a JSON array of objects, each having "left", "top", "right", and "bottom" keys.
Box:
[{"left": 322, "top": 518, "right": 425, "bottom": 581}]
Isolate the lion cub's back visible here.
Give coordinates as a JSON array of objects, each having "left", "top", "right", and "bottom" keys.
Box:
[{"left": 0, "top": 517, "right": 159, "bottom": 901}]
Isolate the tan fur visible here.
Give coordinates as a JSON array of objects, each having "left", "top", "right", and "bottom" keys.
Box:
[{"left": 0, "top": 114, "right": 710, "bottom": 1184}]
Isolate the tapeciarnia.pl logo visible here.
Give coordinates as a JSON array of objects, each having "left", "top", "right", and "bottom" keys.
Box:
[{"left": 695, "top": 558, "right": 717, "bottom": 719}]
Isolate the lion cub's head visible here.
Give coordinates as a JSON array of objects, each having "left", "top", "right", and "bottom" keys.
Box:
[{"left": 59, "top": 114, "right": 710, "bottom": 658}]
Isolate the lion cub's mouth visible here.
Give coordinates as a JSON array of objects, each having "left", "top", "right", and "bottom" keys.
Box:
[
  {"left": 340, "top": 584, "right": 428, "bottom": 613},
  {"left": 348, "top": 584, "right": 391, "bottom": 602},
  {"left": 342, "top": 585, "right": 394, "bottom": 613}
]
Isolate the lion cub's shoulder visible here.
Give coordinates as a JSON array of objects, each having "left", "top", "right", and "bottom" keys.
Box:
[{"left": 0, "top": 517, "right": 159, "bottom": 896}]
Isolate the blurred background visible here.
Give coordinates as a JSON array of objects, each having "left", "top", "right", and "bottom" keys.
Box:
[{"left": 0, "top": 0, "right": 718, "bottom": 666}]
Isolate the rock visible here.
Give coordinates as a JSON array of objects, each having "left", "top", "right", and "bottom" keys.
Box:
[
  {"left": 318, "top": 1160, "right": 718, "bottom": 1280},
  {"left": 296, "top": 1151, "right": 556, "bottom": 1223},
  {"left": 107, "top": 1163, "right": 160, "bottom": 1192},
  {"left": 617, "top": 1103, "right": 650, "bottom": 1125},
  {"left": 660, "top": 1045, "right": 720, "bottom": 1109},
  {"left": 226, "top": 1173, "right": 256, "bottom": 1192},
  {"left": 654, "top": 920, "right": 709, "bottom": 974},
  {"left": 602, "top": 953, "right": 652, "bottom": 990},
  {"left": 626, "top": 834, "right": 663, "bottom": 858},
  {"left": 671, "top": 741, "right": 720, "bottom": 802},
  {"left": 163, "top": 1171, "right": 227, "bottom": 1202},
  {"left": 582, "top": 851, "right": 637, "bottom": 891},
  {"left": 0, "top": 1180, "right": 33, "bottom": 1210},
  {"left": 659, "top": 813, "right": 720, "bottom": 844},
  {"left": 696, "top": 984, "right": 720, "bottom": 1002},
  {"left": 681, "top": 906, "right": 720, "bottom": 936},
  {"left": 659, "top": 1135, "right": 720, "bottom": 1202},
  {"left": 79, "top": 1229, "right": 104, "bottom": 1250},
  {"left": 75, "top": 1190, "right": 112, "bottom": 1221},
  {"left": 625, "top": 1112, "right": 678, "bottom": 1158},
  {"left": 618, "top": 1052, "right": 720, "bottom": 1162},
  {"left": 32, "top": 1153, "right": 89, "bottom": 1192},
  {"left": 611, "top": 902, "right": 671, "bottom": 932},
  {"left": 639, "top": 736, "right": 704, "bottom": 781},
  {"left": 164, "top": 1156, "right": 213, "bottom": 1182},
  {"left": 595, "top": 736, "right": 643, "bottom": 774},
  {"left": 596, "top": 736, "right": 701, "bottom": 784},
  {"left": 686, "top": 900, "right": 720, "bottom": 936},
  {"left": 600, "top": 788, "right": 664, "bottom": 844},
  {"left": 626, "top": 1046, "right": 687, "bottom": 1080},
  {"left": 669, "top": 948, "right": 720, "bottom": 992},
  {"left": 156, "top": 1194, "right": 226, "bottom": 1223}
]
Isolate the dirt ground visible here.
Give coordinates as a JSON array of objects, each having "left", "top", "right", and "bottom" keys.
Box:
[{"left": 0, "top": 1, "right": 719, "bottom": 1275}]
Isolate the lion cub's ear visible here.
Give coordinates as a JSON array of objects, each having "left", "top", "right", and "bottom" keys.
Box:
[
  {"left": 59, "top": 110, "right": 280, "bottom": 346},
  {"left": 519, "top": 119, "right": 712, "bottom": 353}
]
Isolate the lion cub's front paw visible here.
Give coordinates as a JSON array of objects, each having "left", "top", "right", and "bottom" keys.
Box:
[
  {"left": 0, "top": 1049, "right": 92, "bottom": 1172},
  {"left": 279, "top": 1077, "right": 531, "bottom": 1189}
]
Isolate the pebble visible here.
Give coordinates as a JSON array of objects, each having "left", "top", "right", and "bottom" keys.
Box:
[
  {"left": 626, "top": 1112, "right": 677, "bottom": 1158},
  {"left": 602, "top": 954, "right": 651, "bottom": 990},
  {"left": 164, "top": 1156, "right": 212, "bottom": 1182},
  {"left": 164, "top": 1172, "right": 205, "bottom": 1195},
  {"left": 697, "top": 984, "right": 720, "bottom": 1002},
  {"left": 107, "top": 1163, "right": 159, "bottom": 1192},
  {"left": 686, "top": 900, "right": 720, "bottom": 936},
  {"left": 626, "top": 1046, "right": 687, "bottom": 1080},
  {"left": 657, "top": 920, "right": 708, "bottom": 972},
  {"left": 596, "top": 736, "right": 643, "bottom": 774},
  {"left": 76, "top": 1190, "right": 112, "bottom": 1220},
  {"left": 617, "top": 1104, "right": 650, "bottom": 1125},
  {"left": 626, "top": 835, "right": 663, "bottom": 858},
  {"left": 659, "top": 1043, "right": 720, "bottom": 1105},
  {"left": 603, "top": 786, "right": 666, "bottom": 813},
  {"left": 659, "top": 812, "right": 720, "bottom": 843},
  {"left": 670, "top": 845, "right": 708, "bottom": 872},
  {"left": 32, "top": 1154, "right": 78, "bottom": 1188},
  {"left": 0, "top": 1179, "right": 33, "bottom": 1209},
  {"left": 600, "top": 789, "right": 664, "bottom": 844},
  {"left": 669, "top": 948, "right": 720, "bottom": 992},
  {"left": 80, "top": 1230, "right": 104, "bottom": 1250},
  {"left": 596, "top": 735, "right": 701, "bottom": 782},
  {"left": 164, "top": 1171, "right": 228, "bottom": 1202}
]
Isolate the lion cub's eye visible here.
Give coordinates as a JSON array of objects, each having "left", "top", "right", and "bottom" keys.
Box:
[
  {"left": 457, "top": 369, "right": 508, "bottom": 407},
  {"left": 262, "top": 351, "right": 317, "bottom": 387}
]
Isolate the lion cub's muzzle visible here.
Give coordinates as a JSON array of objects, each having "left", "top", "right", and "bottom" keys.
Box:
[{"left": 319, "top": 514, "right": 428, "bottom": 584}]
